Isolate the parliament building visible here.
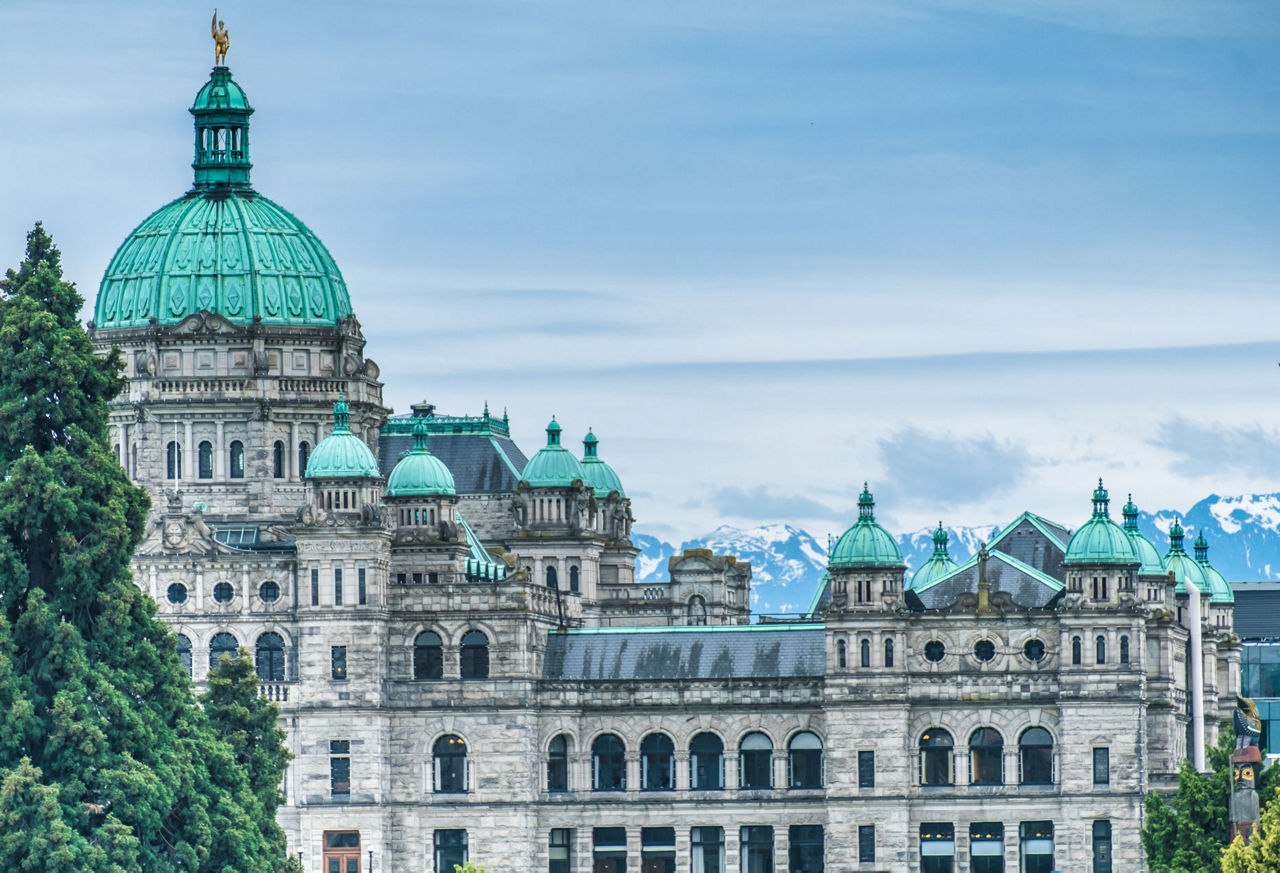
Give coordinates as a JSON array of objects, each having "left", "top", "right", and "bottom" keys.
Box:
[{"left": 90, "top": 62, "right": 1240, "bottom": 873}]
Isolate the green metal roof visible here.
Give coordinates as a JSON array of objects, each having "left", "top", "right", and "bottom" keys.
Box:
[
  {"left": 829, "top": 484, "right": 904, "bottom": 569},
  {"left": 381, "top": 402, "right": 512, "bottom": 438},
  {"left": 909, "top": 523, "right": 960, "bottom": 591},
  {"left": 192, "top": 66, "right": 250, "bottom": 112},
  {"left": 580, "top": 429, "right": 625, "bottom": 497},
  {"left": 1193, "top": 531, "right": 1235, "bottom": 604},
  {"left": 520, "top": 417, "right": 586, "bottom": 488},
  {"left": 1121, "top": 494, "right": 1165, "bottom": 576},
  {"left": 385, "top": 418, "right": 456, "bottom": 497},
  {"left": 458, "top": 512, "right": 506, "bottom": 581},
  {"left": 1164, "top": 519, "right": 1206, "bottom": 596},
  {"left": 305, "top": 395, "right": 380, "bottom": 480},
  {"left": 1063, "top": 480, "right": 1139, "bottom": 566},
  {"left": 912, "top": 545, "right": 1064, "bottom": 596}
]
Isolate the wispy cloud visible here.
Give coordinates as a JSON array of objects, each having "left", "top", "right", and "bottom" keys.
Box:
[
  {"left": 1151, "top": 418, "right": 1280, "bottom": 478},
  {"left": 711, "top": 486, "right": 846, "bottom": 522},
  {"left": 877, "top": 427, "right": 1031, "bottom": 505}
]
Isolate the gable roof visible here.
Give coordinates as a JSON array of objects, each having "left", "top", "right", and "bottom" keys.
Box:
[
  {"left": 910, "top": 548, "right": 1064, "bottom": 610},
  {"left": 986, "top": 512, "right": 1070, "bottom": 583}
]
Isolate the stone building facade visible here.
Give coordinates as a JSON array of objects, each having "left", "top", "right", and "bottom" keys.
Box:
[{"left": 90, "top": 63, "right": 1239, "bottom": 873}]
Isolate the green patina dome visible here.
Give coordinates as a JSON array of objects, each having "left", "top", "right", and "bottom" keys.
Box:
[
  {"left": 909, "top": 522, "right": 959, "bottom": 591},
  {"left": 1121, "top": 494, "right": 1166, "bottom": 576},
  {"left": 306, "top": 395, "right": 380, "bottom": 480},
  {"left": 1193, "top": 531, "right": 1234, "bottom": 604},
  {"left": 1064, "top": 480, "right": 1139, "bottom": 566},
  {"left": 386, "top": 418, "right": 456, "bottom": 497},
  {"left": 94, "top": 66, "right": 353, "bottom": 331},
  {"left": 580, "top": 429, "right": 625, "bottom": 497},
  {"left": 521, "top": 417, "right": 585, "bottom": 488},
  {"left": 829, "top": 485, "right": 904, "bottom": 569},
  {"left": 1164, "top": 519, "right": 1206, "bottom": 596}
]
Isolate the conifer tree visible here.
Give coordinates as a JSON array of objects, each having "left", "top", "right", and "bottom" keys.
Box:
[
  {"left": 0, "top": 223, "right": 289, "bottom": 871},
  {"left": 1221, "top": 786, "right": 1280, "bottom": 872}
]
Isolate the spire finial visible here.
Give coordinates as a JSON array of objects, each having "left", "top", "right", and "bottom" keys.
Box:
[
  {"left": 546, "top": 416, "right": 561, "bottom": 446},
  {"left": 1091, "top": 478, "right": 1110, "bottom": 518},
  {"left": 583, "top": 428, "right": 599, "bottom": 458},
  {"left": 857, "top": 483, "right": 875, "bottom": 520},
  {"left": 212, "top": 10, "right": 230, "bottom": 66},
  {"left": 332, "top": 392, "right": 350, "bottom": 432}
]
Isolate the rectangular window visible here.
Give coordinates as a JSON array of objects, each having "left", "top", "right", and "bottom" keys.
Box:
[
  {"left": 858, "top": 825, "right": 875, "bottom": 864},
  {"left": 858, "top": 750, "right": 875, "bottom": 788},
  {"left": 434, "top": 829, "right": 467, "bottom": 873},
  {"left": 1019, "top": 821, "right": 1054, "bottom": 873},
  {"left": 429, "top": 572, "right": 440, "bottom": 585},
  {"left": 396, "top": 572, "right": 406, "bottom": 585},
  {"left": 311, "top": 568, "right": 319, "bottom": 606},
  {"left": 691, "top": 827, "right": 724, "bottom": 873},
  {"left": 920, "top": 823, "right": 954, "bottom": 873},
  {"left": 329, "top": 740, "right": 350, "bottom": 799},
  {"left": 789, "top": 825, "right": 823, "bottom": 873},
  {"left": 1093, "top": 748, "right": 1110, "bottom": 786},
  {"left": 331, "top": 646, "right": 347, "bottom": 680},
  {"left": 741, "top": 826, "right": 774, "bottom": 873},
  {"left": 593, "top": 827, "right": 626, "bottom": 873},
  {"left": 412, "top": 572, "right": 423, "bottom": 585},
  {"left": 323, "top": 831, "right": 360, "bottom": 873},
  {"left": 1092, "top": 820, "right": 1112, "bottom": 873},
  {"left": 641, "top": 827, "right": 675, "bottom": 873},
  {"left": 550, "top": 829, "right": 572, "bottom": 873},
  {"left": 357, "top": 568, "right": 367, "bottom": 605},
  {"left": 970, "top": 822, "right": 1004, "bottom": 873},
  {"left": 334, "top": 568, "right": 343, "bottom": 606}
]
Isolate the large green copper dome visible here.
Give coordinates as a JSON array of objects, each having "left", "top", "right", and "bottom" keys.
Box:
[
  {"left": 1064, "top": 480, "right": 1139, "bottom": 566},
  {"left": 521, "top": 418, "right": 586, "bottom": 488},
  {"left": 580, "top": 430, "right": 625, "bottom": 497},
  {"left": 829, "top": 485, "right": 904, "bottom": 569},
  {"left": 94, "top": 66, "right": 352, "bottom": 330},
  {"left": 386, "top": 419, "right": 456, "bottom": 497}
]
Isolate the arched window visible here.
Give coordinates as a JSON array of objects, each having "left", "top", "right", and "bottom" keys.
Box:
[
  {"left": 836, "top": 639, "right": 847, "bottom": 670},
  {"left": 198, "top": 441, "right": 213, "bottom": 479},
  {"left": 546, "top": 566, "right": 558, "bottom": 589},
  {"left": 739, "top": 733, "right": 773, "bottom": 789},
  {"left": 209, "top": 632, "right": 238, "bottom": 670},
  {"left": 884, "top": 638, "right": 895, "bottom": 668},
  {"left": 547, "top": 734, "right": 570, "bottom": 792},
  {"left": 788, "top": 732, "right": 823, "bottom": 789},
  {"left": 689, "top": 732, "right": 724, "bottom": 790},
  {"left": 919, "top": 729, "right": 954, "bottom": 786},
  {"left": 413, "top": 631, "right": 443, "bottom": 680},
  {"left": 1096, "top": 635, "right": 1106, "bottom": 665},
  {"left": 969, "top": 728, "right": 1004, "bottom": 785},
  {"left": 176, "top": 634, "right": 192, "bottom": 677},
  {"left": 1072, "top": 636, "right": 1082, "bottom": 665},
  {"left": 860, "top": 639, "right": 871, "bottom": 668},
  {"left": 298, "top": 441, "right": 310, "bottom": 475},
  {"left": 166, "top": 441, "right": 182, "bottom": 480},
  {"left": 688, "top": 595, "right": 708, "bottom": 626},
  {"left": 592, "top": 734, "right": 626, "bottom": 790},
  {"left": 273, "top": 441, "right": 285, "bottom": 478},
  {"left": 569, "top": 566, "right": 580, "bottom": 593},
  {"left": 254, "top": 632, "right": 285, "bottom": 681},
  {"left": 460, "top": 630, "right": 489, "bottom": 679},
  {"left": 1019, "top": 727, "right": 1054, "bottom": 785},
  {"left": 641, "top": 733, "right": 675, "bottom": 791},
  {"left": 229, "top": 441, "right": 245, "bottom": 479},
  {"left": 433, "top": 735, "right": 468, "bottom": 793},
  {"left": 1120, "top": 635, "right": 1130, "bottom": 665}
]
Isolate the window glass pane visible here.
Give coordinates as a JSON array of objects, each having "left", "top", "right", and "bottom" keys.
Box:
[
  {"left": 741, "top": 826, "right": 774, "bottom": 873},
  {"left": 1093, "top": 748, "right": 1109, "bottom": 785},
  {"left": 789, "top": 825, "right": 823, "bottom": 873},
  {"left": 858, "top": 825, "right": 875, "bottom": 863},
  {"left": 858, "top": 750, "right": 875, "bottom": 788},
  {"left": 692, "top": 827, "right": 724, "bottom": 873}
]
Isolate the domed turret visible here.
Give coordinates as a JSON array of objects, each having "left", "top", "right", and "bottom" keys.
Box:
[
  {"left": 1193, "top": 531, "right": 1234, "bottom": 604},
  {"left": 1064, "top": 480, "right": 1138, "bottom": 566},
  {"left": 580, "top": 429, "right": 625, "bottom": 497},
  {"left": 829, "top": 485, "right": 904, "bottom": 569},
  {"left": 386, "top": 418, "right": 455, "bottom": 497},
  {"left": 520, "top": 418, "right": 585, "bottom": 487},
  {"left": 1163, "top": 518, "right": 1207, "bottom": 596},
  {"left": 306, "top": 394, "right": 380, "bottom": 479},
  {"left": 909, "top": 523, "right": 960, "bottom": 591},
  {"left": 1121, "top": 494, "right": 1165, "bottom": 576}
]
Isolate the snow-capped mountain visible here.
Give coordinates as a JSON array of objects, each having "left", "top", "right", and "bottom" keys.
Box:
[{"left": 1137, "top": 493, "right": 1280, "bottom": 581}]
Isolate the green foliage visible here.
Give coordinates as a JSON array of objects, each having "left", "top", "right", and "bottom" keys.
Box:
[
  {"left": 0, "top": 224, "right": 290, "bottom": 871},
  {"left": 427, "top": 863, "right": 486, "bottom": 873},
  {"left": 1222, "top": 785, "right": 1280, "bottom": 872},
  {"left": 1144, "top": 731, "right": 1276, "bottom": 873}
]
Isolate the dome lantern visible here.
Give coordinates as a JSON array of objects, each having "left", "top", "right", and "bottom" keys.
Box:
[
  {"left": 520, "top": 416, "right": 586, "bottom": 488},
  {"left": 580, "top": 429, "right": 625, "bottom": 498},
  {"left": 909, "top": 522, "right": 959, "bottom": 591},
  {"left": 191, "top": 65, "right": 253, "bottom": 191},
  {"left": 829, "top": 484, "right": 904, "bottom": 570},
  {"left": 1120, "top": 494, "right": 1165, "bottom": 576}
]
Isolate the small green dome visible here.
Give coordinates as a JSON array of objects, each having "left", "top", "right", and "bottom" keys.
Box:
[
  {"left": 1193, "top": 531, "right": 1234, "bottom": 604},
  {"left": 386, "top": 418, "right": 455, "bottom": 497},
  {"left": 1121, "top": 495, "right": 1165, "bottom": 576},
  {"left": 1064, "top": 480, "right": 1139, "bottom": 566},
  {"left": 192, "top": 67, "right": 250, "bottom": 111},
  {"left": 1164, "top": 519, "right": 1206, "bottom": 596},
  {"left": 580, "top": 429, "right": 625, "bottom": 497},
  {"left": 909, "top": 522, "right": 959, "bottom": 590},
  {"left": 521, "top": 417, "right": 585, "bottom": 488},
  {"left": 829, "top": 484, "right": 904, "bottom": 569},
  {"left": 306, "top": 395, "right": 380, "bottom": 480}
]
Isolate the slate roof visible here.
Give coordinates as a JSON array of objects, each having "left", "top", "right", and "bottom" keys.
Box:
[
  {"left": 379, "top": 432, "right": 528, "bottom": 494},
  {"left": 543, "top": 625, "right": 826, "bottom": 681},
  {"left": 987, "top": 513, "right": 1070, "bottom": 583},
  {"left": 909, "top": 550, "right": 1064, "bottom": 610},
  {"left": 1233, "top": 584, "right": 1280, "bottom": 639}
]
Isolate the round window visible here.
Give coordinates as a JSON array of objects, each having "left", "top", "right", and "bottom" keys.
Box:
[
  {"left": 1024, "top": 638, "right": 1046, "bottom": 662},
  {"left": 973, "top": 640, "right": 996, "bottom": 662},
  {"left": 213, "top": 582, "right": 234, "bottom": 604},
  {"left": 166, "top": 583, "right": 187, "bottom": 605},
  {"left": 259, "top": 580, "right": 280, "bottom": 603},
  {"left": 924, "top": 640, "right": 946, "bottom": 662}
]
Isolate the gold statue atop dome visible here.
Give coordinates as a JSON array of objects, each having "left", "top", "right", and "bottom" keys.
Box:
[{"left": 211, "top": 10, "right": 229, "bottom": 65}]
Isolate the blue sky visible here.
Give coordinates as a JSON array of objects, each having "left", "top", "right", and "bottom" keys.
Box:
[{"left": 3, "top": 1, "right": 1280, "bottom": 542}]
